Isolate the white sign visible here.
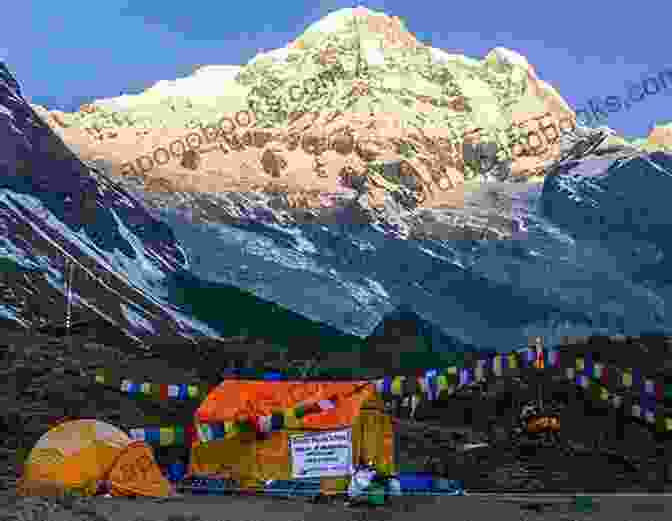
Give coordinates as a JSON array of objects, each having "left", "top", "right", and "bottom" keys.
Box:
[{"left": 289, "top": 428, "right": 353, "bottom": 479}]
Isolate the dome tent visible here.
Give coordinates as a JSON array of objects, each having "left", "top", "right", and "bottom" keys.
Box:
[{"left": 17, "top": 419, "right": 173, "bottom": 498}]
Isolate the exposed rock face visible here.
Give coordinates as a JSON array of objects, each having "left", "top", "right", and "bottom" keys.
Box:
[
  {"left": 78, "top": 104, "right": 96, "bottom": 114},
  {"left": 0, "top": 61, "right": 227, "bottom": 345},
  {"left": 35, "top": 6, "right": 587, "bottom": 211},
  {"left": 260, "top": 147, "right": 288, "bottom": 177},
  {"left": 331, "top": 130, "right": 356, "bottom": 156},
  {"left": 48, "top": 110, "right": 70, "bottom": 128},
  {"left": 485, "top": 47, "right": 574, "bottom": 124}
]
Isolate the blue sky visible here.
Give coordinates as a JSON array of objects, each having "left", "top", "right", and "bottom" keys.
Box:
[{"left": 3, "top": 0, "right": 670, "bottom": 139}]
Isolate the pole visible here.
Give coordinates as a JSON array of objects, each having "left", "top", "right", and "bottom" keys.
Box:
[
  {"left": 534, "top": 337, "right": 544, "bottom": 410},
  {"left": 65, "top": 257, "right": 73, "bottom": 347}
]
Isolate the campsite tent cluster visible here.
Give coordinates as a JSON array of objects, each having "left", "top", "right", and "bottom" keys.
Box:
[{"left": 17, "top": 380, "right": 394, "bottom": 498}]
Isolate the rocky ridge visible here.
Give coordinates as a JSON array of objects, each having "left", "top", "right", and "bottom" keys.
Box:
[{"left": 31, "top": 6, "right": 589, "bottom": 213}]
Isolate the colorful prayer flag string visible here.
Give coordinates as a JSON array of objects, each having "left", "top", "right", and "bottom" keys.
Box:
[{"left": 91, "top": 347, "right": 669, "bottom": 430}]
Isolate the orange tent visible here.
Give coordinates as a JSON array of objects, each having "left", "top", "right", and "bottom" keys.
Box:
[
  {"left": 190, "top": 380, "right": 394, "bottom": 494},
  {"left": 17, "top": 419, "right": 173, "bottom": 498}
]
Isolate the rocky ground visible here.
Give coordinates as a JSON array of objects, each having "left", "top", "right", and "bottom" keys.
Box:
[{"left": 0, "top": 491, "right": 618, "bottom": 521}]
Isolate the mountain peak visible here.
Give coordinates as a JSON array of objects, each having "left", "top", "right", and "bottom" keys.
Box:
[
  {"left": 34, "top": 11, "right": 584, "bottom": 210},
  {"left": 287, "top": 6, "right": 421, "bottom": 52}
]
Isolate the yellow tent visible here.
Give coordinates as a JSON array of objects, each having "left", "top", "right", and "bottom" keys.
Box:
[
  {"left": 189, "top": 380, "right": 394, "bottom": 495},
  {"left": 17, "top": 419, "right": 173, "bottom": 498}
]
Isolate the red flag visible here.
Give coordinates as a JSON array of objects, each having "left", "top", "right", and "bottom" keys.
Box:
[
  {"left": 185, "top": 424, "right": 197, "bottom": 447},
  {"left": 250, "top": 414, "right": 262, "bottom": 436},
  {"left": 600, "top": 366, "right": 609, "bottom": 386}
]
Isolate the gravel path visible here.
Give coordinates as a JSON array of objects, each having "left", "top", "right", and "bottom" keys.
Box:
[{"left": 2, "top": 491, "right": 669, "bottom": 521}]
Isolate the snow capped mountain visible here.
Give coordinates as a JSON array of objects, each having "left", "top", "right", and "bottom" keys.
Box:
[
  {"left": 5, "top": 7, "right": 672, "bottom": 362},
  {"left": 92, "top": 64, "right": 244, "bottom": 111},
  {"left": 0, "top": 61, "right": 225, "bottom": 346}
]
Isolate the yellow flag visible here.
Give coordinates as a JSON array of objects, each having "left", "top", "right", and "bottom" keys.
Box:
[
  {"left": 224, "top": 422, "right": 236, "bottom": 439},
  {"left": 284, "top": 408, "right": 300, "bottom": 429},
  {"left": 599, "top": 386, "right": 609, "bottom": 401},
  {"left": 391, "top": 377, "right": 403, "bottom": 396},
  {"left": 159, "top": 427, "right": 175, "bottom": 446}
]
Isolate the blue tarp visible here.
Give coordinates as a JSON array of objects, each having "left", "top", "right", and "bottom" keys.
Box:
[
  {"left": 264, "top": 478, "right": 321, "bottom": 498},
  {"left": 182, "top": 474, "right": 465, "bottom": 497},
  {"left": 397, "top": 473, "right": 465, "bottom": 495}
]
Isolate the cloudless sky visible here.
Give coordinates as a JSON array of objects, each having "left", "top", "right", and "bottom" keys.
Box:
[{"left": 4, "top": 0, "right": 670, "bottom": 139}]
